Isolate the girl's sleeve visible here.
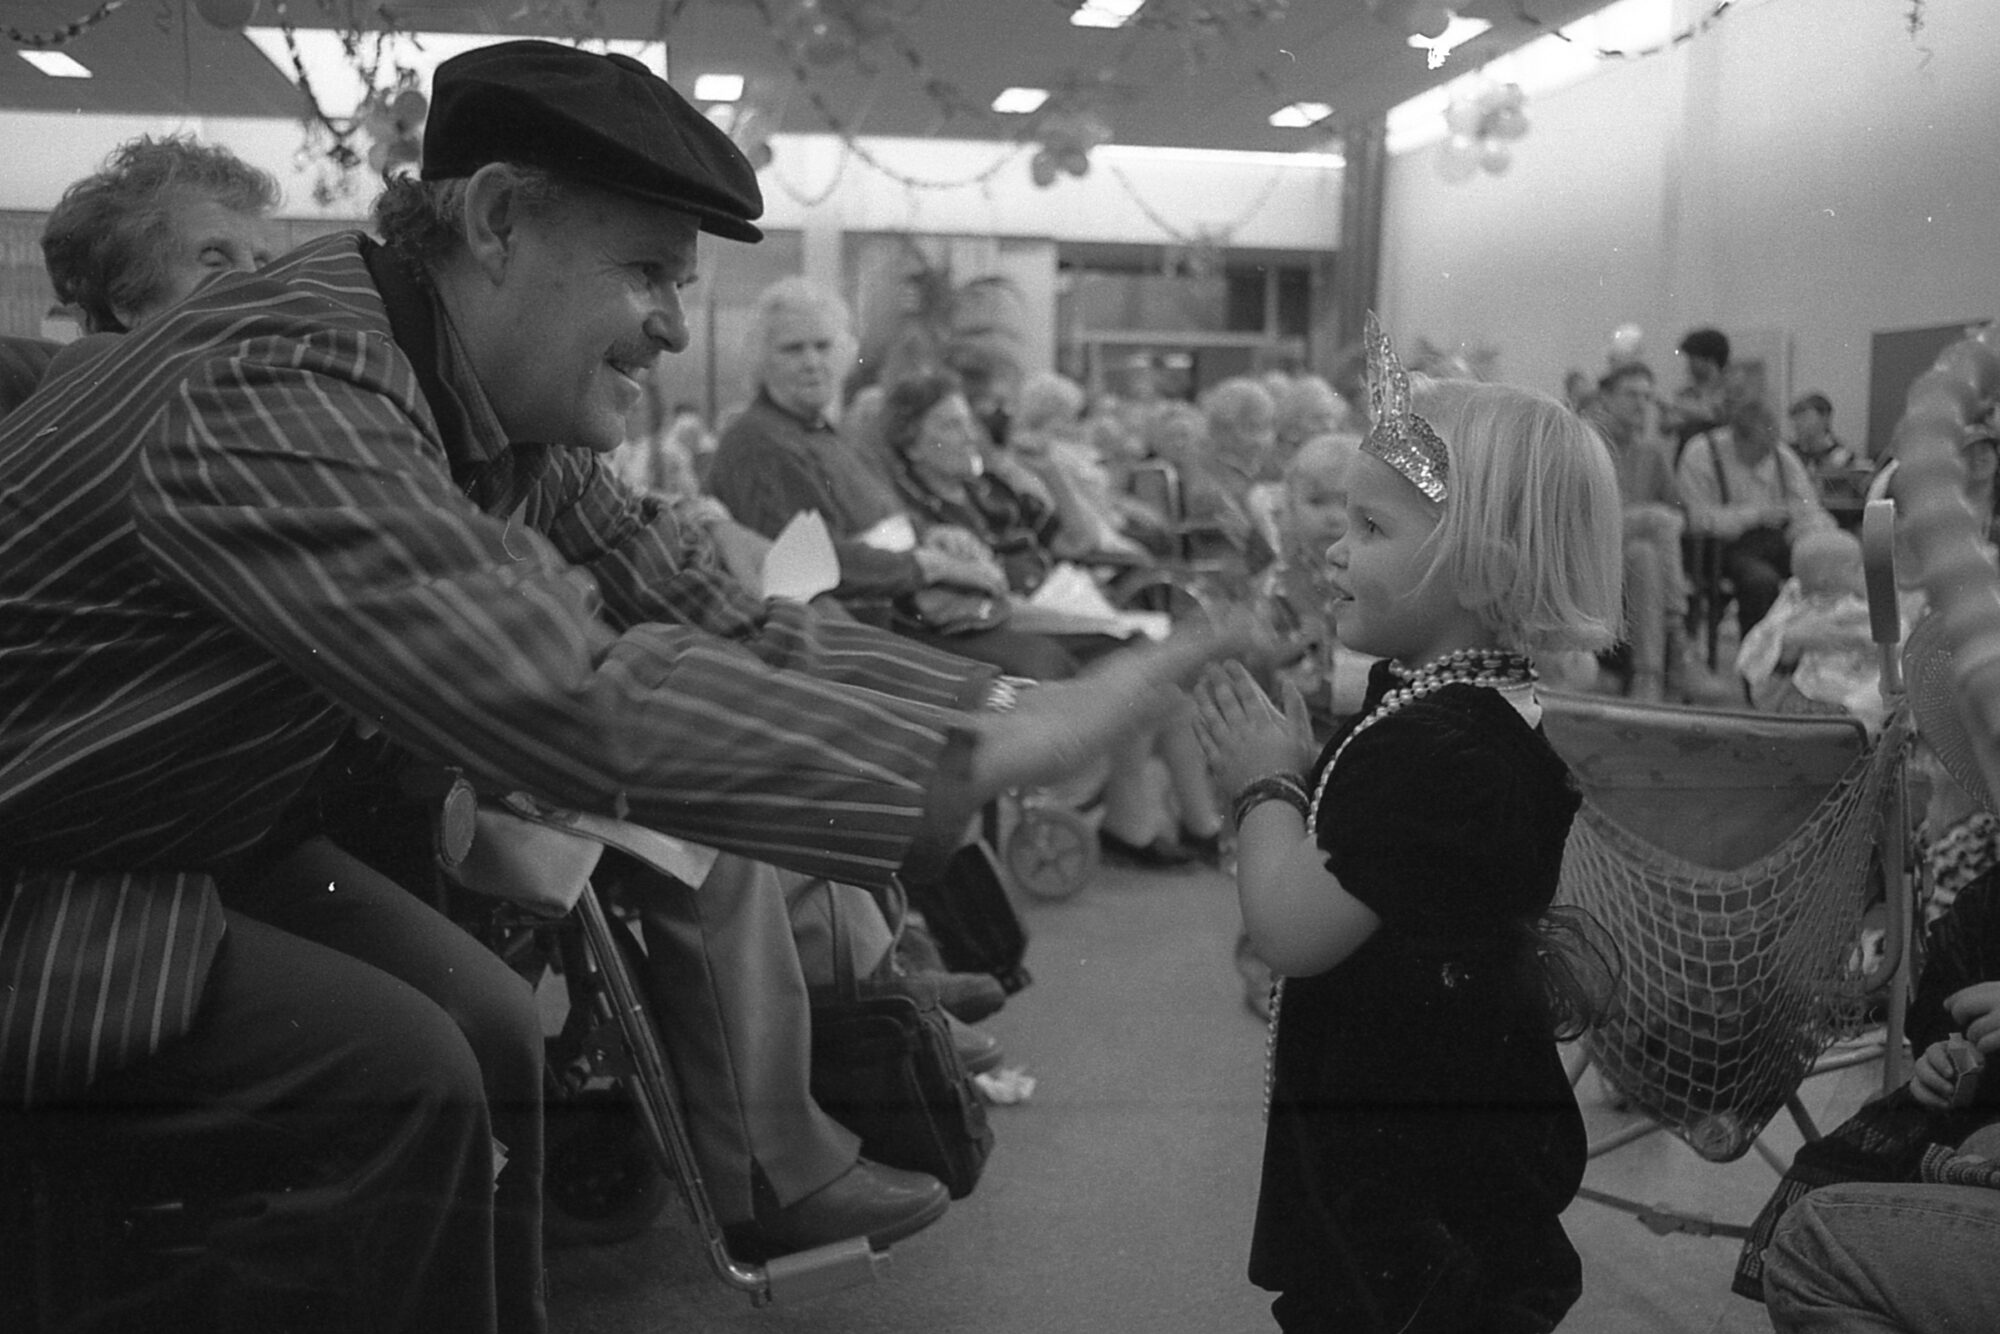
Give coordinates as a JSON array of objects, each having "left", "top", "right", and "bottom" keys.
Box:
[{"left": 1317, "top": 706, "right": 1548, "bottom": 931}]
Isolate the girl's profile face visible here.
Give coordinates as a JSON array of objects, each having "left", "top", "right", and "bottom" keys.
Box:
[{"left": 1326, "top": 452, "right": 1483, "bottom": 666}]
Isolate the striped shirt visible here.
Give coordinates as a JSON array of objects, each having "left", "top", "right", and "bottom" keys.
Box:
[{"left": 0, "top": 232, "right": 990, "bottom": 1104}]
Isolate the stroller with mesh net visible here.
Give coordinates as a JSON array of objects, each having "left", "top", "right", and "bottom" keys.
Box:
[{"left": 1541, "top": 498, "right": 1918, "bottom": 1238}]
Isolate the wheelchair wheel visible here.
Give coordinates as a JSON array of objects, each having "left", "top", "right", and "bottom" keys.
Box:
[
  {"left": 1004, "top": 805, "right": 1097, "bottom": 901},
  {"left": 543, "top": 1091, "right": 670, "bottom": 1248}
]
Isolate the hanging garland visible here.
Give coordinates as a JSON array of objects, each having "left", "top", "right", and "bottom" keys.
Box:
[
  {"left": 267, "top": 8, "right": 431, "bottom": 205},
  {"left": 4, "top": 0, "right": 130, "bottom": 49},
  {"left": 1509, "top": 1, "right": 1736, "bottom": 60},
  {"left": 1106, "top": 160, "right": 1289, "bottom": 247},
  {"left": 747, "top": 0, "right": 1293, "bottom": 193},
  {"left": 747, "top": 0, "right": 1028, "bottom": 191}
]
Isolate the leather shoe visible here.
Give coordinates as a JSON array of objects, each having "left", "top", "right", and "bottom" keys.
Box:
[
  {"left": 723, "top": 1159, "right": 949, "bottom": 1262},
  {"left": 866, "top": 964, "right": 1006, "bottom": 1024},
  {"left": 948, "top": 1015, "right": 1005, "bottom": 1075},
  {"left": 1099, "top": 828, "right": 1197, "bottom": 868}
]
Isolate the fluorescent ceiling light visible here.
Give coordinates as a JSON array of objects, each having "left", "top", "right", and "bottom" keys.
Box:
[
  {"left": 991, "top": 87, "right": 1050, "bottom": 114},
  {"left": 1407, "top": 14, "right": 1491, "bottom": 64},
  {"left": 1269, "top": 101, "right": 1332, "bottom": 129},
  {"left": 1386, "top": 0, "right": 1671, "bottom": 154},
  {"left": 19, "top": 50, "right": 92, "bottom": 78},
  {"left": 693, "top": 73, "right": 743, "bottom": 102},
  {"left": 245, "top": 29, "right": 667, "bottom": 120},
  {"left": 1071, "top": 0, "right": 1145, "bottom": 29}
]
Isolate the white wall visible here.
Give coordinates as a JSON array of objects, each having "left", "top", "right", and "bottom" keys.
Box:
[{"left": 1378, "top": 0, "right": 2000, "bottom": 445}]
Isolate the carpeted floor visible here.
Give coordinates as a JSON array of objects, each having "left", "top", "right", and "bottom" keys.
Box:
[{"left": 546, "top": 856, "right": 1885, "bottom": 1334}]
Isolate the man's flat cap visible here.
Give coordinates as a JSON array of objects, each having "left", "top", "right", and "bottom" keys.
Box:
[{"left": 424, "top": 39, "right": 764, "bottom": 243}]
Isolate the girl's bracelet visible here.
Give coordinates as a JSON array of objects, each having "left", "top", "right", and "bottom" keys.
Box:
[{"left": 1231, "top": 772, "right": 1310, "bottom": 830}]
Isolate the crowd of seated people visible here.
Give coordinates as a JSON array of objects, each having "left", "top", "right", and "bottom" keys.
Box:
[
  {"left": 1558, "top": 321, "right": 1903, "bottom": 714},
  {"left": 703, "top": 277, "right": 1227, "bottom": 866}
]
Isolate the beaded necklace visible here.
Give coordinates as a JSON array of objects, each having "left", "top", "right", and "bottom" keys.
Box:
[{"left": 1262, "top": 644, "right": 1539, "bottom": 1119}]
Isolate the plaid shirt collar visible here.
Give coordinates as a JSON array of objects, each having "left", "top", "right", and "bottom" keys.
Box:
[{"left": 427, "top": 274, "right": 514, "bottom": 469}]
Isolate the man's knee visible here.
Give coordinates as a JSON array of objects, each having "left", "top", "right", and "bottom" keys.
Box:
[
  {"left": 426, "top": 950, "right": 542, "bottom": 1088},
  {"left": 364, "top": 986, "right": 492, "bottom": 1114}
]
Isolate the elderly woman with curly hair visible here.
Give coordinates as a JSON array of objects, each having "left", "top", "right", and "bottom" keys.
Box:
[
  {"left": 881, "top": 369, "right": 1227, "bottom": 865},
  {"left": 41, "top": 133, "right": 278, "bottom": 335}
]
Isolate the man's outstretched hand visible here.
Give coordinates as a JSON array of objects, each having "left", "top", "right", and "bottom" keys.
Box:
[{"left": 963, "top": 612, "right": 1266, "bottom": 798}]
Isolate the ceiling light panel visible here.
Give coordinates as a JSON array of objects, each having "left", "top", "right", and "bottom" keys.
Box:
[
  {"left": 1070, "top": 0, "right": 1146, "bottom": 29},
  {"left": 992, "top": 87, "right": 1050, "bottom": 114},
  {"left": 1269, "top": 101, "right": 1332, "bottom": 128},
  {"left": 693, "top": 73, "right": 744, "bottom": 102},
  {"left": 19, "top": 50, "right": 93, "bottom": 78},
  {"left": 1407, "top": 15, "right": 1492, "bottom": 60}
]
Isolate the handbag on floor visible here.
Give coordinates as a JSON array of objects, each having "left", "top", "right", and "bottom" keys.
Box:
[
  {"left": 899, "top": 839, "right": 1033, "bottom": 995},
  {"left": 807, "top": 898, "right": 995, "bottom": 1201}
]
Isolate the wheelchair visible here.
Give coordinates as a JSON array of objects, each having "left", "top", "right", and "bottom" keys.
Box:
[{"left": 451, "top": 865, "right": 893, "bottom": 1306}]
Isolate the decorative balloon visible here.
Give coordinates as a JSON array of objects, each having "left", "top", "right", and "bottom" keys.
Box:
[
  {"left": 192, "top": 0, "right": 259, "bottom": 30},
  {"left": 1886, "top": 320, "right": 2000, "bottom": 806},
  {"left": 357, "top": 86, "right": 427, "bottom": 180},
  {"left": 1027, "top": 110, "right": 1111, "bottom": 189},
  {"left": 1366, "top": 0, "right": 1451, "bottom": 40},
  {"left": 1434, "top": 81, "right": 1529, "bottom": 182}
]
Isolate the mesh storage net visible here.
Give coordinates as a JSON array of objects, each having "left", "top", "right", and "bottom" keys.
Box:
[{"left": 1554, "top": 706, "right": 1909, "bottom": 1164}]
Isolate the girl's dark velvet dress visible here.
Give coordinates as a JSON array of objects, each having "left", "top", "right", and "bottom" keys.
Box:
[{"left": 1251, "top": 665, "right": 1589, "bottom": 1333}]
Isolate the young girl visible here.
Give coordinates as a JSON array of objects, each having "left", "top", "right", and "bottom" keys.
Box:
[{"left": 1193, "top": 316, "right": 1623, "bottom": 1334}]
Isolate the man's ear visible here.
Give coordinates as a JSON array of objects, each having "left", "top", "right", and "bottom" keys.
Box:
[{"left": 460, "top": 163, "right": 527, "bottom": 284}]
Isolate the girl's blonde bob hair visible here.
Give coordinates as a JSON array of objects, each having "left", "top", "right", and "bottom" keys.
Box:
[{"left": 1402, "top": 376, "right": 1624, "bottom": 657}]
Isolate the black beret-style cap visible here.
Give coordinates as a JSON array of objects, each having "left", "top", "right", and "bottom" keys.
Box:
[{"left": 423, "top": 39, "right": 764, "bottom": 243}]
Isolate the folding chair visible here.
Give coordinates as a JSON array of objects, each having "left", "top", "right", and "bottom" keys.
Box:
[{"left": 1542, "top": 499, "right": 1918, "bottom": 1239}]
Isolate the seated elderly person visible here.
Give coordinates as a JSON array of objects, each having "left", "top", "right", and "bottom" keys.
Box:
[
  {"left": 1589, "top": 361, "right": 1692, "bottom": 701},
  {"left": 1002, "top": 368, "right": 1154, "bottom": 562},
  {"left": 1184, "top": 376, "right": 1280, "bottom": 584},
  {"left": 0, "top": 135, "right": 278, "bottom": 422},
  {"left": 1268, "top": 372, "right": 1353, "bottom": 464},
  {"left": 1676, "top": 377, "right": 1835, "bottom": 638},
  {"left": 708, "top": 276, "right": 1086, "bottom": 677},
  {"left": 0, "top": 43, "right": 1236, "bottom": 1331},
  {"left": 43, "top": 132, "right": 276, "bottom": 336},
  {"left": 878, "top": 368, "right": 1227, "bottom": 864}
]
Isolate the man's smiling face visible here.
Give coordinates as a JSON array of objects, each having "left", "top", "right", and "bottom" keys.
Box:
[{"left": 475, "top": 188, "right": 700, "bottom": 453}]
